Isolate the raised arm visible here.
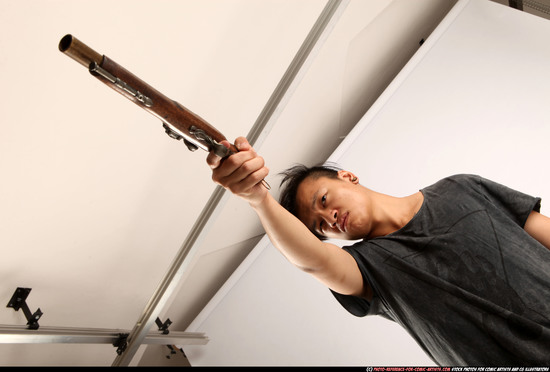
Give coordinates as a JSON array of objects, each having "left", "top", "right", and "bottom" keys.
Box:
[{"left": 207, "top": 137, "right": 369, "bottom": 298}]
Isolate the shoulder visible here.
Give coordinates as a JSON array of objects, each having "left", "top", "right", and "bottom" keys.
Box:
[
  {"left": 424, "top": 174, "right": 482, "bottom": 193},
  {"left": 441, "top": 173, "right": 481, "bottom": 184},
  {"left": 309, "top": 242, "right": 370, "bottom": 298},
  {"left": 418, "top": 174, "right": 489, "bottom": 209}
]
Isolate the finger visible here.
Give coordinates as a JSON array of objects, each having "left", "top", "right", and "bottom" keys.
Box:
[
  {"left": 234, "top": 136, "right": 251, "bottom": 152},
  {"left": 206, "top": 151, "right": 221, "bottom": 169},
  {"left": 212, "top": 150, "right": 258, "bottom": 183},
  {"left": 226, "top": 155, "right": 265, "bottom": 185},
  {"left": 243, "top": 165, "right": 270, "bottom": 189},
  {"left": 228, "top": 165, "right": 270, "bottom": 194},
  {"left": 206, "top": 140, "right": 231, "bottom": 169}
]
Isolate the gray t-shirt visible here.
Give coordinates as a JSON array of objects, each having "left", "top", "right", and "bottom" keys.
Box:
[{"left": 332, "top": 174, "right": 549, "bottom": 366}]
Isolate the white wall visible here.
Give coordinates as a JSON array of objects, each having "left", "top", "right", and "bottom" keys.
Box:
[{"left": 184, "top": 0, "right": 550, "bottom": 366}]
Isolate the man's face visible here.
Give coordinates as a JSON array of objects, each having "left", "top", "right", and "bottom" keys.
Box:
[{"left": 295, "top": 171, "right": 372, "bottom": 241}]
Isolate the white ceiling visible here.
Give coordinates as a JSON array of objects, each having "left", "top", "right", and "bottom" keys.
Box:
[
  {"left": 0, "top": 1, "right": 326, "bottom": 364},
  {"left": 9, "top": 0, "right": 542, "bottom": 366}
]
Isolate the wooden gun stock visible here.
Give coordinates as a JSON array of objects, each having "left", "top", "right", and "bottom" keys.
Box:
[{"left": 58, "top": 34, "right": 238, "bottom": 158}]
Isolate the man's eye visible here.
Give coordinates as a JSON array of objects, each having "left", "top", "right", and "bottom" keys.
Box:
[{"left": 321, "top": 195, "right": 327, "bottom": 205}]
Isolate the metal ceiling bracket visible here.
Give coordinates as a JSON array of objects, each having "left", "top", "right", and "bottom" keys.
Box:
[
  {"left": 113, "top": 333, "right": 130, "bottom": 355},
  {"left": 155, "top": 317, "right": 172, "bottom": 335},
  {"left": 166, "top": 345, "right": 187, "bottom": 359},
  {"left": 6, "top": 288, "right": 43, "bottom": 330}
]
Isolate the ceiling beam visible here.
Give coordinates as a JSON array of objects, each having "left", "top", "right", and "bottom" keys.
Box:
[{"left": 0, "top": 324, "right": 207, "bottom": 347}]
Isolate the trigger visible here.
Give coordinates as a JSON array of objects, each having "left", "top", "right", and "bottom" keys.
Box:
[
  {"left": 162, "top": 122, "right": 199, "bottom": 152},
  {"left": 183, "top": 138, "right": 199, "bottom": 152}
]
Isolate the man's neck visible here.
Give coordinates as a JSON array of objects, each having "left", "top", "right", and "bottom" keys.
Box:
[{"left": 368, "top": 191, "right": 424, "bottom": 238}]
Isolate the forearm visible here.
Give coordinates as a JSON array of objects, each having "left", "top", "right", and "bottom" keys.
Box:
[
  {"left": 252, "top": 193, "right": 329, "bottom": 271},
  {"left": 207, "top": 136, "right": 332, "bottom": 272}
]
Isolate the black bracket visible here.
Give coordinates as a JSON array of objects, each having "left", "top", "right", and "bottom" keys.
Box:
[
  {"left": 6, "top": 287, "right": 43, "bottom": 330},
  {"left": 113, "top": 318, "right": 171, "bottom": 356},
  {"left": 113, "top": 333, "right": 129, "bottom": 355},
  {"left": 155, "top": 317, "right": 172, "bottom": 335},
  {"left": 166, "top": 345, "right": 187, "bottom": 359}
]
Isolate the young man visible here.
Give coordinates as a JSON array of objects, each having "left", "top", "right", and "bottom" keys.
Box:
[{"left": 207, "top": 136, "right": 550, "bottom": 366}]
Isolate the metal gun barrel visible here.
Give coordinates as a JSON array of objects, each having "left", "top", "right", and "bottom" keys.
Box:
[{"left": 59, "top": 34, "right": 103, "bottom": 68}]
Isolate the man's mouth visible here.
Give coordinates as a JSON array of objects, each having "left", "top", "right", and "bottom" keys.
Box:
[{"left": 338, "top": 212, "right": 348, "bottom": 233}]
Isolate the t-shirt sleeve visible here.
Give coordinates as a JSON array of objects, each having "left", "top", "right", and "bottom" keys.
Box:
[
  {"left": 330, "top": 289, "right": 370, "bottom": 317},
  {"left": 474, "top": 175, "right": 541, "bottom": 227},
  {"left": 331, "top": 289, "right": 396, "bottom": 321},
  {"left": 329, "top": 245, "right": 372, "bottom": 317}
]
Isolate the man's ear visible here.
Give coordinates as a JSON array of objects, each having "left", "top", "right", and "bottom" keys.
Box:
[{"left": 337, "top": 170, "right": 359, "bottom": 184}]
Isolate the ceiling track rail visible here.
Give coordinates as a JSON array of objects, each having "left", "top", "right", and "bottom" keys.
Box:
[
  {"left": 0, "top": 324, "right": 207, "bottom": 347},
  {"left": 111, "top": 0, "right": 349, "bottom": 366}
]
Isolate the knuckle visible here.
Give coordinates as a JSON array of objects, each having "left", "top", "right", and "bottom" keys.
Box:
[
  {"left": 211, "top": 172, "right": 223, "bottom": 185},
  {"left": 224, "top": 154, "right": 241, "bottom": 168},
  {"left": 240, "top": 160, "right": 254, "bottom": 173}
]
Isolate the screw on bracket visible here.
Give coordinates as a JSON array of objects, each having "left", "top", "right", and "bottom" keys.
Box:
[{"left": 6, "top": 287, "right": 43, "bottom": 330}]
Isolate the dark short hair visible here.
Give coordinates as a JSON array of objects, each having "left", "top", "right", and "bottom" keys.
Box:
[{"left": 279, "top": 163, "right": 341, "bottom": 240}]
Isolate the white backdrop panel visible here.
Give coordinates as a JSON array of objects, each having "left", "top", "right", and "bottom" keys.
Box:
[{"left": 185, "top": 0, "right": 550, "bottom": 365}]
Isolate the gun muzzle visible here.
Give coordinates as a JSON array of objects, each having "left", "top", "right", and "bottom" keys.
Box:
[{"left": 59, "top": 34, "right": 103, "bottom": 68}]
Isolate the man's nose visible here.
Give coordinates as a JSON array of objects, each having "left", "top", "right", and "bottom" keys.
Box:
[{"left": 323, "top": 210, "right": 338, "bottom": 229}]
